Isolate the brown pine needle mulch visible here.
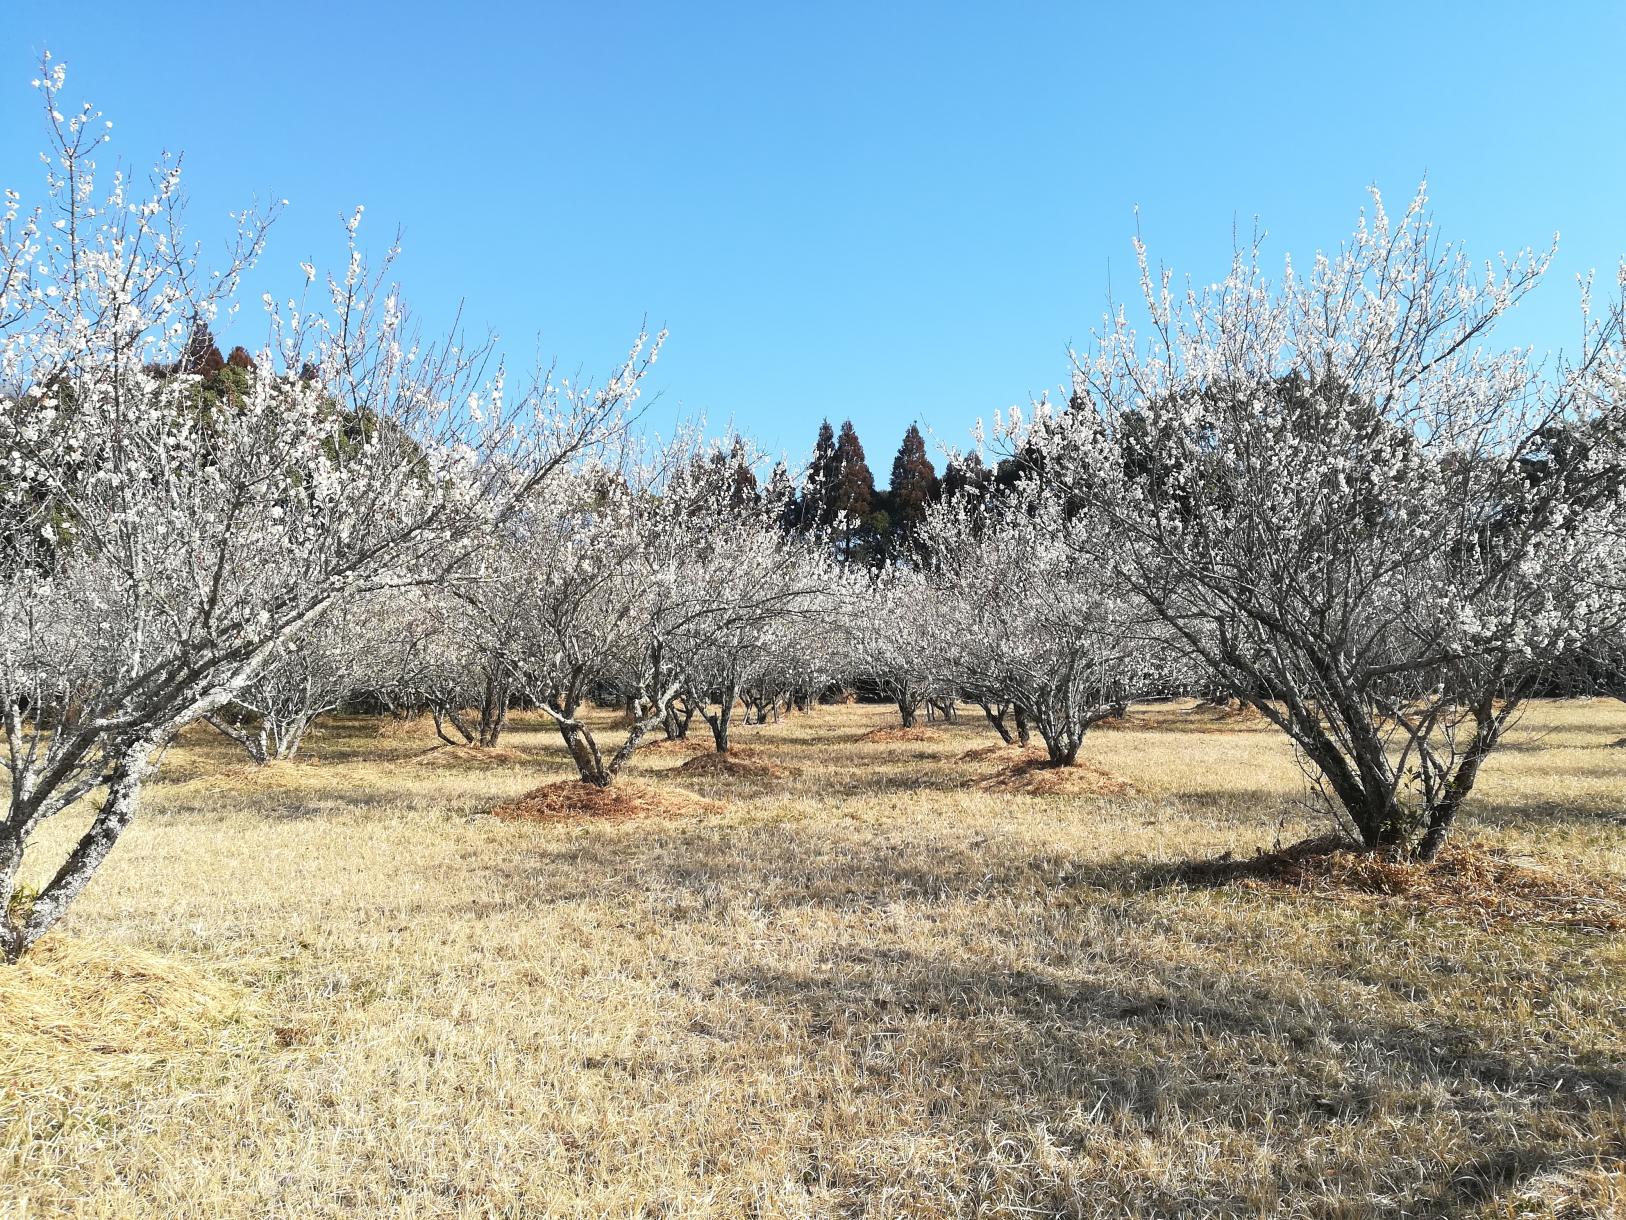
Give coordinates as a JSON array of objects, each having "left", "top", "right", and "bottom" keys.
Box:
[
  {"left": 963, "top": 751, "right": 1139, "bottom": 797},
  {"left": 958, "top": 741, "right": 1031, "bottom": 762},
  {"left": 491, "top": 779, "right": 723, "bottom": 824},
  {"left": 672, "top": 748, "right": 800, "bottom": 780},
  {"left": 638, "top": 736, "right": 711, "bottom": 756},
  {"left": 856, "top": 726, "right": 945, "bottom": 744},
  {"left": 1179, "top": 835, "right": 1626, "bottom": 931}
]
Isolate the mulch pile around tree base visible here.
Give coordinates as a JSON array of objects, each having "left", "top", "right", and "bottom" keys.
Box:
[
  {"left": 1180, "top": 835, "right": 1626, "bottom": 931},
  {"left": 958, "top": 742, "right": 1030, "bottom": 762},
  {"left": 855, "top": 726, "right": 945, "bottom": 744},
  {"left": 490, "top": 779, "right": 723, "bottom": 823},
  {"left": 639, "top": 737, "right": 711, "bottom": 756},
  {"left": 673, "top": 749, "right": 800, "bottom": 780},
  {"left": 963, "top": 750, "right": 1139, "bottom": 797}
]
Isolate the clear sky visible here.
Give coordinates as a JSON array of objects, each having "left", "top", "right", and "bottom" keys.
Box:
[{"left": 3, "top": 2, "right": 1624, "bottom": 463}]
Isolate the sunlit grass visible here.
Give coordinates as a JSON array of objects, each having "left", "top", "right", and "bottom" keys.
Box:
[{"left": 3, "top": 700, "right": 1623, "bottom": 1217}]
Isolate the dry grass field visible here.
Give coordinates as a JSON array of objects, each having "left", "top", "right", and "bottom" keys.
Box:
[{"left": 2, "top": 699, "right": 1624, "bottom": 1218}]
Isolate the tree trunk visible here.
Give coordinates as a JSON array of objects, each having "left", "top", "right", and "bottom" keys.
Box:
[
  {"left": 1041, "top": 730, "right": 1081, "bottom": 767},
  {"left": 709, "top": 713, "right": 731, "bottom": 753},
  {"left": 978, "top": 701, "right": 1015, "bottom": 744},
  {"left": 4, "top": 735, "right": 161, "bottom": 961},
  {"left": 663, "top": 701, "right": 694, "bottom": 741},
  {"left": 268, "top": 714, "right": 315, "bottom": 761},
  {"left": 605, "top": 702, "right": 670, "bottom": 778},
  {"left": 1414, "top": 698, "right": 1513, "bottom": 861},
  {"left": 478, "top": 674, "right": 509, "bottom": 748},
  {"left": 701, "top": 684, "right": 738, "bottom": 753},
  {"left": 896, "top": 699, "right": 919, "bottom": 728},
  {"left": 1013, "top": 706, "right": 1031, "bottom": 747},
  {"left": 559, "top": 721, "right": 610, "bottom": 787},
  {"left": 205, "top": 712, "right": 263, "bottom": 763},
  {"left": 431, "top": 703, "right": 478, "bottom": 747},
  {"left": 0, "top": 828, "right": 25, "bottom": 964}
]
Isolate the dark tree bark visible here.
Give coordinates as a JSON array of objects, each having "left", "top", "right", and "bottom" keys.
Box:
[
  {"left": 699, "top": 683, "right": 739, "bottom": 754},
  {"left": 477, "top": 671, "right": 510, "bottom": 748},
  {"left": 1033, "top": 702, "right": 1124, "bottom": 768},
  {"left": 976, "top": 700, "right": 1016, "bottom": 744},
  {"left": 1, "top": 732, "right": 163, "bottom": 963},
  {"left": 663, "top": 700, "right": 695, "bottom": 740}
]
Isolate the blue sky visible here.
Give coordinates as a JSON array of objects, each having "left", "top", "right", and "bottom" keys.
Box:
[{"left": 4, "top": 2, "right": 1624, "bottom": 464}]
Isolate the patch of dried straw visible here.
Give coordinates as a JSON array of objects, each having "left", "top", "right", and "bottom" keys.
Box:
[
  {"left": 0, "top": 937, "right": 251, "bottom": 1102},
  {"left": 407, "top": 744, "right": 532, "bottom": 768}
]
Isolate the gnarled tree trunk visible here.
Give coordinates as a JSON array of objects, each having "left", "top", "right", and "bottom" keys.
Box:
[{"left": 1, "top": 731, "right": 164, "bottom": 963}]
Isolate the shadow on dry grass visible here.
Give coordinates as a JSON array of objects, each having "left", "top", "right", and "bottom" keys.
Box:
[
  {"left": 720, "top": 942, "right": 1624, "bottom": 1216},
  {"left": 8, "top": 699, "right": 1623, "bottom": 1217}
]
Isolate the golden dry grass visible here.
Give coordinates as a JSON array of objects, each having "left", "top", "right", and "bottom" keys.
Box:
[{"left": 2, "top": 699, "right": 1624, "bottom": 1218}]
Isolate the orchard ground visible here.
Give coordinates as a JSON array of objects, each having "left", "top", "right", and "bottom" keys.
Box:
[{"left": 3, "top": 700, "right": 1624, "bottom": 1218}]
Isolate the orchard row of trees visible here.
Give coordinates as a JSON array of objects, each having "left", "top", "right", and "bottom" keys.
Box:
[{"left": 5, "top": 62, "right": 1626, "bottom": 961}]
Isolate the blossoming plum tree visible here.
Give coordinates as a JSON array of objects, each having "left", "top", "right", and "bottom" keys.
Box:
[
  {"left": 918, "top": 479, "right": 1176, "bottom": 765},
  {"left": 203, "top": 598, "right": 379, "bottom": 764},
  {"left": 1009, "top": 187, "right": 1626, "bottom": 859},
  {"left": 665, "top": 441, "right": 836, "bottom": 753},
  {"left": 847, "top": 568, "right": 953, "bottom": 728},
  {"left": 0, "top": 61, "right": 658, "bottom": 959},
  {"left": 461, "top": 433, "right": 836, "bottom": 780}
]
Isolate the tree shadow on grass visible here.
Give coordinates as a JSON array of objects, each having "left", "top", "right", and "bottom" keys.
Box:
[
  {"left": 1463, "top": 794, "right": 1626, "bottom": 830},
  {"left": 452, "top": 811, "right": 1624, "bottom": 1213},
  {"left": 717, "top": 941, "right": 1624, "bottom": 1217},
  {"left": 647, "top": 759, "right": 977, "bottom": 803}
]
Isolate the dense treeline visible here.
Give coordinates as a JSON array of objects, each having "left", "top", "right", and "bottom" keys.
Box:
[{"left": 772, "top": 416, "right": 1026, "bottom": 566}]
